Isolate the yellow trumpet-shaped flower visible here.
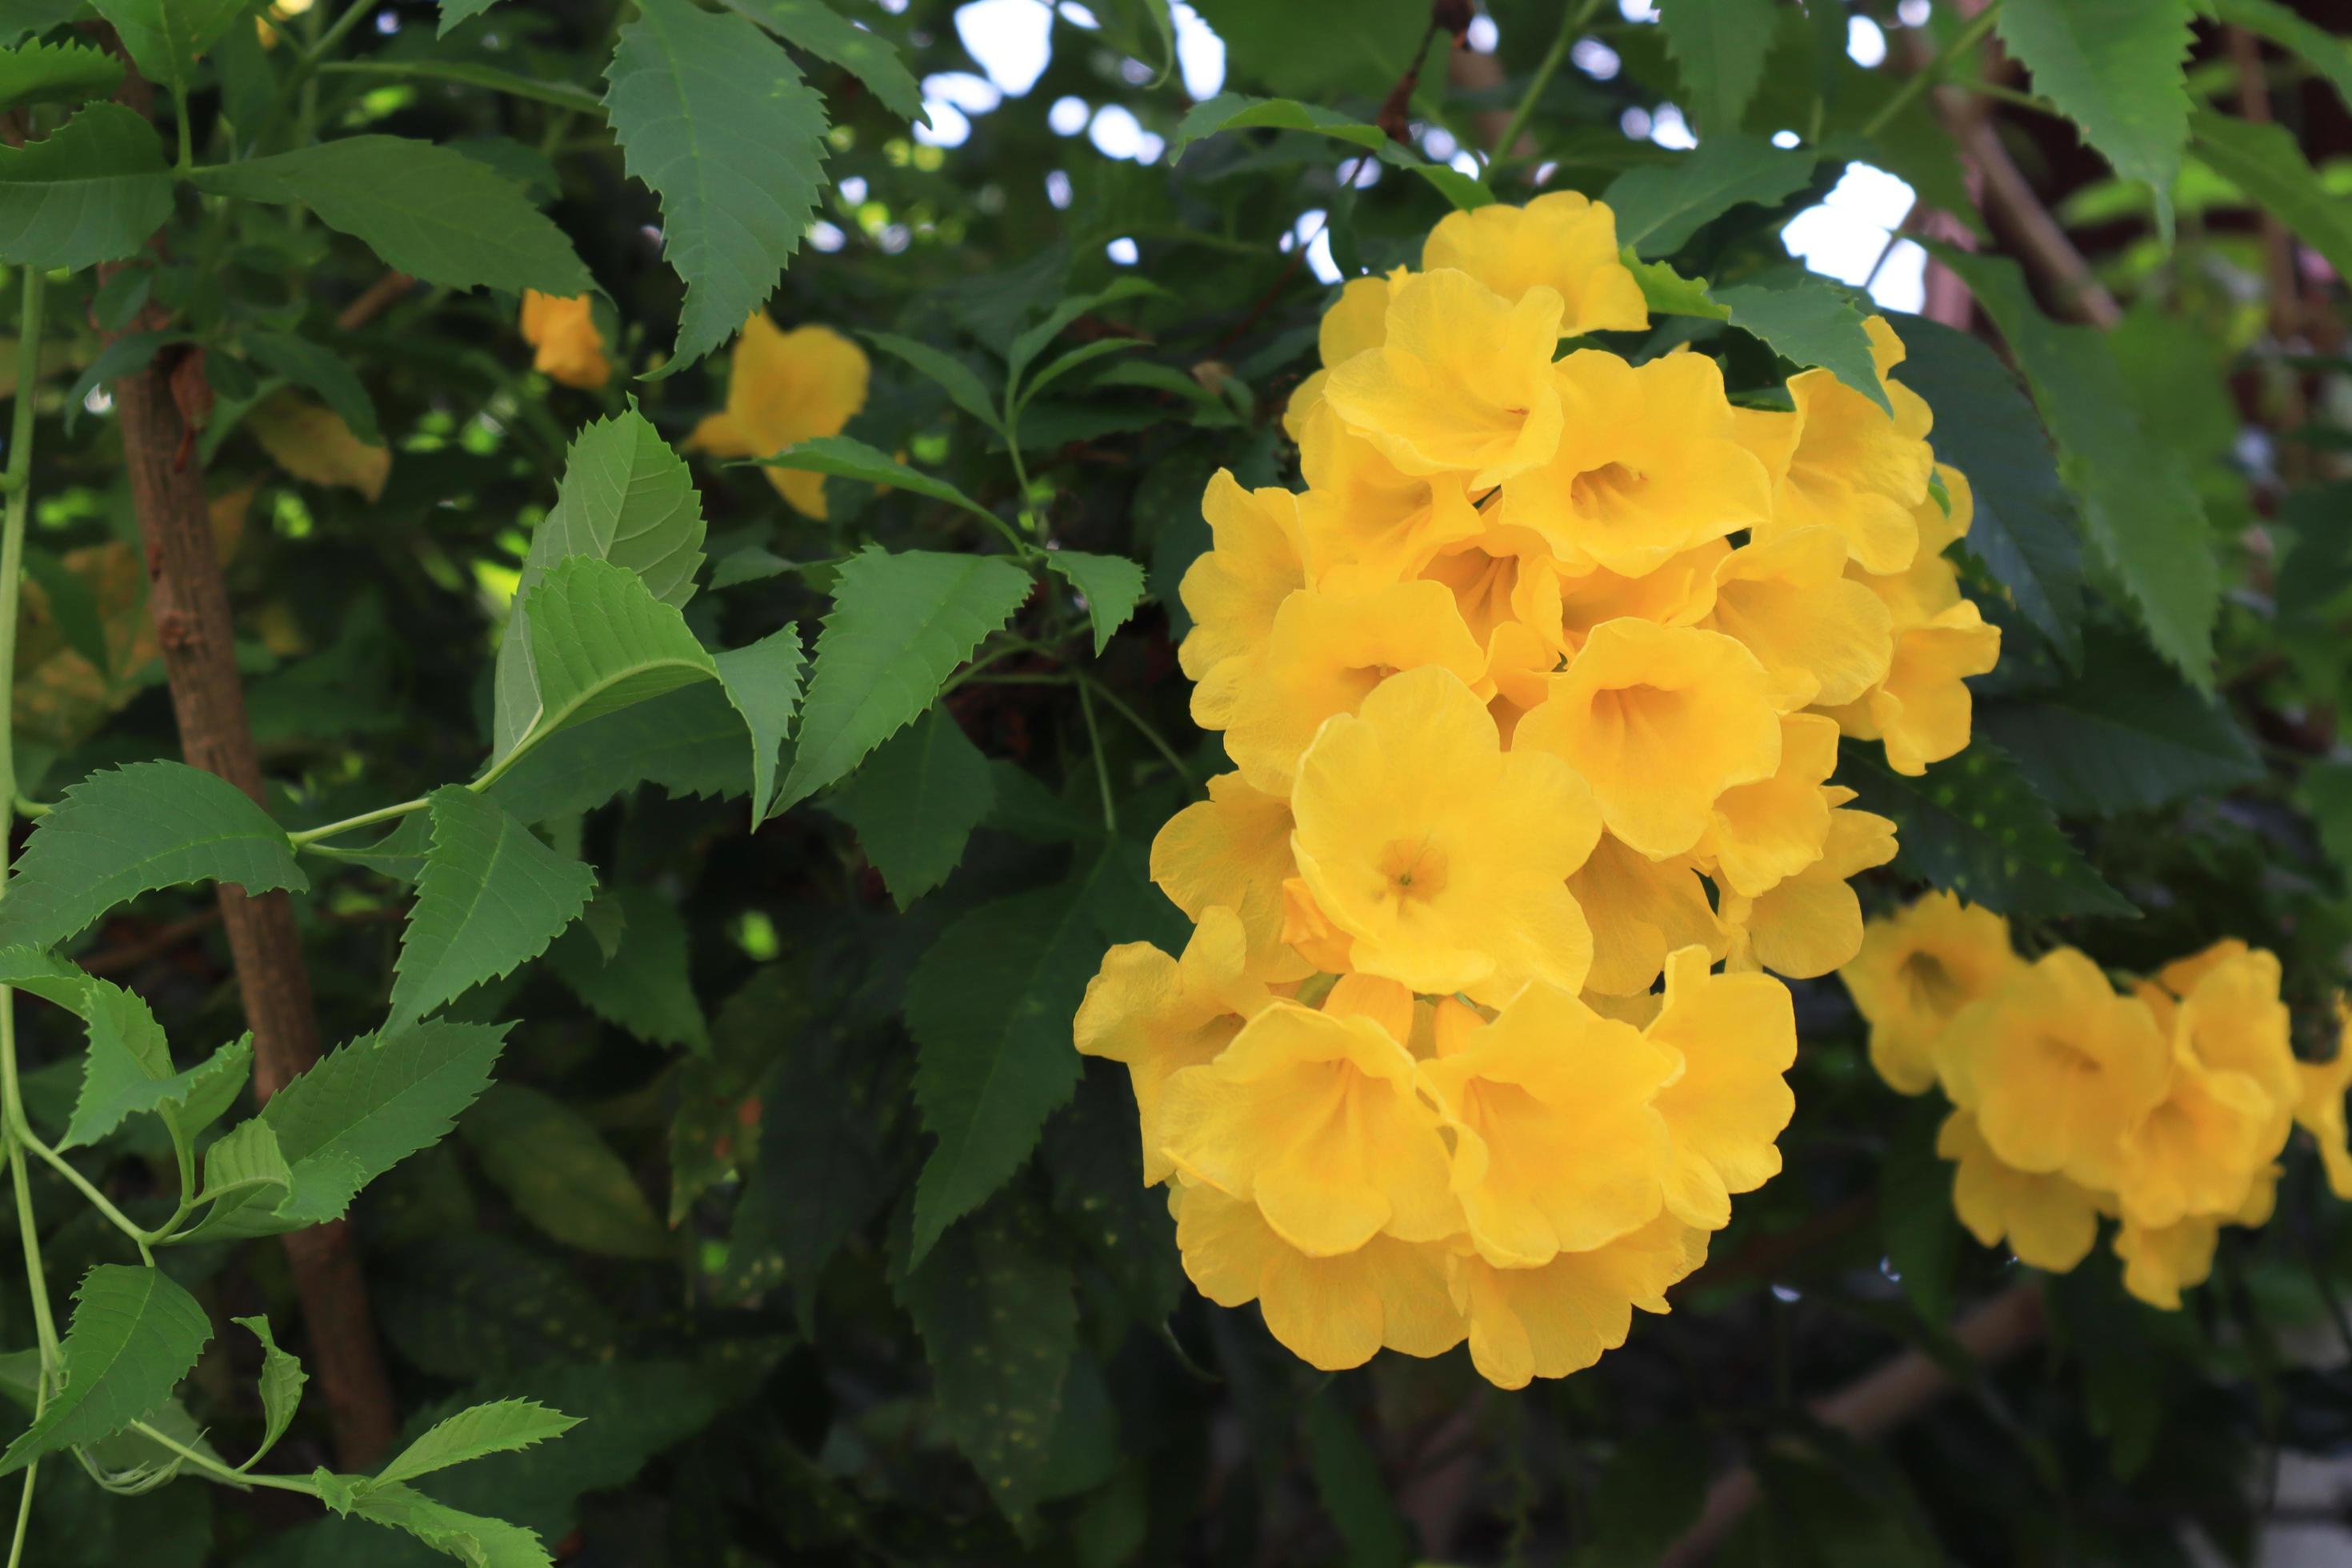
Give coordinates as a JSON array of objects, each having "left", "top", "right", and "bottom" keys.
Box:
[
  {"left": 1452, "top": 1214, "right": 1708, "bottom": 1390},
  {"left": 1558, "top": 541, "right": 1724, "bottom": 652},
  {"left": 1419, "top": 984, "right": 1677, "bottom": 1266},
  {"left": 1717, "top": 805, "right": 1898, "bottom": 979},
  {"left": 518, "top": 292, "right": 611, "bottom": 390},
  {"left": 2166, "top": 943, "right": 2297, "bottom": 1154},
  {"left": 1829, "top": 538, "right": 2001, "bottom": 777},
  {"left": 1419, "top": 191, "right": 1649, "bottom": 337},
  {"left": 1748, "top": 317, "right": 1936, "bottom": 575},
  {"left": 1158, "top": 1000, "right": 1458, "bottom": 1254},
  {"left": 1498, "top": 350, "right": 1772, "bottom": 578},
  {"left": 1295, "top": 403, "right": 1485, "bottom": 585},
  {"left": 1705, "top": 526, "right": 1893, "bottom": 710},
  {"left": 1177, "top": 470, "right": 1306, "bottom": 682},
  {"left": 1515, "top": 619, "right": 1782, "bottom": 859},
  {"left": 1938, "top": 1109, "right": 2101, "bottom": 1271},
  {"left": 1282, "top": 270, "right": 1401, "bottom": 438},
  {"left": 1174, "top": 1185, "right": 1463, "bottom": 1370},
  {"left": 2113, "top": 1043, "right": 2273, "bottom": 1230},
  {"left": 1841, "top": 892, "right": 2020, "bottom": 1095},
  {"left": 1700, "top": 714, "right": 1840, "bottom": 900},
  {"left": 1322, "top": 268, "right": 1566, "bottom": 487},
  {"left": 1418, "top": 522, "right": 1567, "bottom": 658},
  {"left": 685, "top": 314, "right": 870, "bottom": 518},
  {"left": 1570, "top": 833, "right": 1726, "bottom": 998},
  {"left": 1646, "top": 948, "right": 1798, "bottom": 1231},
  {"left": 1290, "top": 666, "right": 1602, "bottom": 1005},
  {"left": 1191, "top": 579, "right": 1487, "bottom": 793},
  {"left": 1149, "top": 772, "right": 1309, "bottom": 980},
  {"left": 2114, "top": 1166, "right": 2272, "bottom": 1313},
  {"left": 2294, "top": 999, "right": 2352, "bottom": 1201},
  {"left": 1074, "top": 906, "right": 1280, "bottom": 1184},
  {"left": 1938, "top": 947, "right": 2171, "bottom": 1190}
]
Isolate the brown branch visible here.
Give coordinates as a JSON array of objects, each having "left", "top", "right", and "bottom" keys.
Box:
[
  {"left": 1659, "top": 1283, "right": 2046, "bottom": 1566},
  {"left": 335, "top": 271, "right": 415, "bottom": 334},
  {"left": 96, "top": 34, "right": 398, "bottom": 1470}
]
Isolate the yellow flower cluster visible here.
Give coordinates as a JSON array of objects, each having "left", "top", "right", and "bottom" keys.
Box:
[
  {"left": 1845, "top": 894, "right": 2352, "bottom": 1309},
  {"left": 519, "top": 291, "right": 612, "bottom": 392},
  {"left": 1075, "top": 194, "right": 2000, "bottom": 1386}
]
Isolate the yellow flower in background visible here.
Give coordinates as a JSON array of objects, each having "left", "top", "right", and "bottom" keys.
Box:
[
  {"left": 1515, "top": 619, "right": 1782, "bottom": 859},
  {"left": 1938, "top": 1109, "right": 2102, "bottom": 1272},
  {"left": 1453, "top": 1214, "right": 1706, "bottom": 1390},
  {"left": 1421, "top": 190, "right": 1648, "bottom": 336},
  {"left": 2113, "top": 1044, "right": 2273, "bottom": 1230},
  {"left": 1419, "top": 984, "right": 1677, "bottom": 1266},
  {"left": 1074, "top": 907, "right": 1278, "bottom": 1185},
  {"left": 1150, "top": 772, "right": 1308, "bottom": 980},
  {"left": 519, "top": 292, "right": 611, "bottom": 390},
  {"left": 1750, "top": 317, "right": 1936, "bottom": 575},
  {"left": 1498, "top": 350, "right": 1771, "bottom": 578},
  {"left": 1843, "top": 893, "right": 2021, "bottom": 1096},
  {"left": 2296, "top": 1001, "right": 2352, "bottom": 1201},
  {"left": 1178, "top": 471, "right": 1306, "bottom": 682},
  {"left": 1706, "top": 526, "right": 1893, "bottom": 710},
  {"left": 1323, "top": 268, "right": 1566, "bottom": 486},
  {"left": 1646, "top": 948, "right": 1798, "bottom": 1232},
  {"left": 1190, "top": 579, "right": 1486, "bottom": 793},
  {"left": 1158, "top": 1001, "right": 1458, "bottom": 1254},
  {"left": 1570, "top": 834, "right": 1725, "bottom": 997},
  {"left": 685, "top": 314, "right": 869, "bottom": 518},
  {"left": 2168, "top": 944, "right": 2298, "bottom": 1152}
]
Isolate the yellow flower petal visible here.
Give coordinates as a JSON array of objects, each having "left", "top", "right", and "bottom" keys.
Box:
[
  {"left": 1853, "top": 600, "right": 2002, "bottom": 775},
  {"left": 519, "top": 291, "right": 611, "bottom": 390},
  {"left": 1759, "top": 318, "right": 1934, "bottom": 574},
  {"left": 1717, "top": 805, "right": 1897, "bottom": 979},
  {"left": 1646, "top": 948, "right": 1797, "bottom": 1230},
  {"left": 1150, "top": 771, "right": 1311, "bottom": 981},
  {"left": 1453, "top": 1214, "right": 1707, "bottom": 1390},
  {"left": 1296, "top": 403, "right": 1485, "bottom": 583},
  {"left": 2170, "top": 944, "right": 2296, "bottom": 1154},
  {"left": 1840, "top": 892, "right": 2020, "bottom": 1096},
  {"left": 1420, "top": 191, "right": 1649, "bottom": 335},
  {"left": 1937, "top": 1108, "right": 2100, "bottom": 1271},
  {"left": 2115, "top": 1044, "right": 2274, "bottom": 1230},
  {"left": 1558, "top": 541, "right": 1725, "bottom": 653},
  {"left": 686, "top": 315, "right": 870, "bottom": 518},
  {"left": 2297, "top": 1001, "right": 2352, "bottom": 1201},
  {"left": 2114, "top": 1212, "right": 2220, "bottom": 1310},
  {"left": 1177, "top": 470, "right": 1307, "bottom": 682},
  {"left": 1706, "top": 526, "right": 1893, "bottom": 709},
  {"left": 1570, "top": 832, "right": 1725, "bottom": 997},
  {"left": 1701, "top": 713, "right": 1840, "bottom": 899}
]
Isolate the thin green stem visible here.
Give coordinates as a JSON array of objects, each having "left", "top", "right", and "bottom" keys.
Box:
[
  {"left": 125, "top": 1420, "right": 313, "bottom": 1494},
  {"left": 19, "top": 1130, "right": 152, "bottom": 1265},
  {"left": 287, "top": 794, "right": 429, "bottom": 847},
  {"left": 5, "top": 1464, "right": 32, "bottom": 1568},
  {"left": 1859, "top": 2, "right": 2003, "bottom": 140},
  {"left": 173, "top": 93, "right": 194, "bottom": 173},
  {"left": 303, "top": 0, "right": 378, "bottom": 70},
  {"left": 9, "top": 799, "right": 43, "bottom": 820},
  {"left": 1076, "top": 674, "right": 1200, "bottom": 794},
  {"left": 1490, "top": 0, "right": 1602, "bottom": 170},
  {"left": 1075, "top": 678, "right": 1117, "bottom": 833}
]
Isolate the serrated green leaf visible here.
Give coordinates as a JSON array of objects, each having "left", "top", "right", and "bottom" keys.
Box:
[
  {"left": 2187, "top": 108, "right": 2352, "bottom": 285},
  {"left": 240, "top": 329, "right": 381, "bottom": 446},
  {"left": 775, "top": 546, "right": 1034, "bottom": 812},
  {"left": 0, "top": 102, "right": 173, "bottom": 269},
  {"left": 1714, "top": 275, "right": 1892, "bottom": 416},
  {"left": 388, "top": 788, "right": 597, "bottom": 1032},
  {"left": 546, "top": 884, "right": 710, "bottom": 1054},
  {"left": 605, "top": 0, "right": 830, "bottom": 373},
  {"left": 231, "top": 1314, "right": 307, "bottom": 1469},
  {"left": 1602, "top": 136, "right": 1814, "bottom": 258},
  {"left": 62, "top": 986, "right": 248, "bottom": 1150},
  {"left": 713, "top": 625, "right": 805, "bottom": 826},
  {"left": 1935, "top": 247, "right": 2215, "bottom": 686},
  {"left": 0, "top": 1265, "right": 211, "bottom": 1477},
  {"left": 1998, "top": 0, "right": 2190, "bottom": 239},
  {"left": 863, "top": 330, "right": 1005, "bottom": 434},
  {"left": 375, "top": 1399, "right": 583, "bottom": 1489},
  {"left": 900, "top": 1199, "right": 1076, "bottom": 1526},
  {"left": 0, "top": 2, "right": 82, "bottom": 48},
  {"left": 1046, "top": 550, "right": 1146, "bottom": 654},
  {"left": 0, "top": 38, "right": 122, "bottom": 109},
  {"left": 720, "top": 0, "right": 926, "bottom": 124},
  {"left": 1188, "top": 0, "right": 1429, "bottom": 105},
  {"left": 480, "top": 683, "right": 756, "bottom": 828},
  {"left": 191, "top": 1120, "right": 291, "bottom": 1223},
  {"left": 1169, "top": 93, "right": 1490, "bottom": 209},
  {"left": 755, "top": 434, "right": 999, "bottom": 526},
  {"left": 1622, "top": 251, "right": 1730, "bottom": 320},
  {"left": 1658, "top": 0, "right": 1777, "bottom": 136},
  {"left": 1004, "top": 277, "right": 1166, "bottom": 391},
  {"left": 1886, "top": 315, "right": 2085, "bottom": 662},
  {"left": 0, "top": 760, "right": 306, "bottom": 952},
  {"left": 462, "top": 1084, "right": 668, "bottom": 1260},
  {"left": 191, "top": 136, "right": 592, "bottom": 296},
  {"left": 88, "top": 0, "right": 248, "bottom": 94},
  {"left": 0, "top": 944, "right": 95, "bottom": 1014},
  {"left": 830, "top": 707, "right": 994, "bottom": 909},
  {"left": 438, "top": 0, "right": 506, "bottom": 34},
  {"left": 341, "top": 1479, "right": 556, "bottom": 1568},
  {"left": 1841, "top": 742, "right": 2136, "bottom": 919}
]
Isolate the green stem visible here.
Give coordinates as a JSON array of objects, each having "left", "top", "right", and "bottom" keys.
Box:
[
  {"left": 5, "top": 1463, "right": 32, "bottom": 1568},
  {"left": 1075, "top": 678, "right": 1117, "bottom": 833},
  {"left": 1490, "top": 0, "right": 1601, "bottom": 170},
  {"left": 18, "top": 1130, "right": 152, "bottom": 1265},
  {"left": 125, "top": 1420, "right": 312, "bottom": 1494},
  {"left": 287, "top": 794, "right": 429, "bottom": 847},
  {"left": 1076, "top": 674, "right": 1200, "bottom": 793},
  {"left": 173, "top": 93, "right": 194, "bottom": 173},
  {"left": 1860, "top": 2, "right": 2003, "bottom": 140}
]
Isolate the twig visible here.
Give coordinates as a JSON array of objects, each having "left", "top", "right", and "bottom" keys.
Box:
[{"left": 334, "top": 271, "right": 415, "bottom": 333}]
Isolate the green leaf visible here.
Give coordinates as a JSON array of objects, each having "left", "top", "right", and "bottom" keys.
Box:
[
  {"left": 388, "top": 788, "right": 598, "bottom": 1032},
  {"left": 493, "top": 410, "right": 709, "bottom": 759},
  {"left": 719, "top": 0, "right": 926, "bottom": 125},
  {"left": 1658, "top": 0, "right": 1777, "bottom": 136},
  {"left": 1188, "top": 0, "right": 1428, "bottom": 102},
  {"left": 0, "top": 760, "right": 306, "bottom": 952},
  {"left": 375, "top": 1399, "right": 583, "bottom": 1489},
  {"left": 2299, "top": 762, "right": 2352, "bottom": 890},
  {"left": 87, "top": 0, "right": 249, "bottom": 96},
  {"left": 188, "top": 1120, "right": 292, "bottom": 1227},
  {"left": 755, "top": 434, "right": 1000, "bottom": 527},
  {"left": 899, "top": 1199, "right": 1077, "bottom": 1526},
  {"left": 62, "top": 985, "right": 250, "bottom": 1149},
  {"left": 0, "top": 2, "right": 82, "bottom": 48},
  {"left": 1713, "top": 274, "right": 1891, "bottom": 415},
  {"left": 0, "top": 102, "right": 173, "bottom": 270},
  {"left": 486, "top": 557, "right": 721, "bottom": 784},
  {"left": 437, "top": 0, "right": 507, "bottom": 34},
  {"left": 1878, "top": 1098, "right": 1960, "bottom": 1327},
  {"left": 0, "top": 1265, "right": 211, "bottom": 1477},
  {"left": 713, "top": 626, "right": 805, "bottom": 826},
  {"left": 546, "top": 884, "right": 710, "bottom": 1054},
  {"left": 332, "top": 1478, "right": 556, "bottom": 1568},
  {"left": 1978, "top": 627, "right": 2259, "bottom": 817},
  {"left": 830, "top": 707, "right": 995, "bottom": 909},
  {"left": 315, "top": 58, "right": 606, "bottom": 115},
  {"left": 191, "top": 136, "right": 592, "bottom": 296},
  {"left": 1934, "top": 246, "right": 2214, "bottom": 686},
  {"left": 1302, "top": 1392, "right": 1413, "bottom": 1568},
  {"left": 1046, "top": 550, "right": 1147, "bottom": 654},
  {"left": 1622, "top": 252, "right": 1730, "bottom": 320},
  {"left": 1885, "top": 315, "right": 2085, "bottom": 662},
  {"left": 1602, "top": 136, "right": 1814, "bottom": 258},
  {"left": 2204, "top": 0, "right": 2352, "bottom": 116},
  {"left": 182, "top": 1022, "right": 509, "bottom": 1241},
  {"left": 0, "top": 39, "right": 122, "bottom": 109},
  {"left": 605, "top": 0, "right": 830, "bottom": 373},
  {"left": 775, "top": 546, "right": 1034, "bottom": 812},
  {"left": 1841, "top": 742, "right": 2136, "bottom": 919},
  {"left": 2187, "top": 108, "right": 2352, "bottom": 286},
  {"left": 863, "top": 330, "right": 1006, "bottom": 435},
  {"left": 479, "top": 683, "right": 756, "bottom": 827},
  {"left": 0, "top": 944, "right": 98, "bottom": 1014},
  {"left": 1004, "top": 277, "right": 1165, "bottom": 391},
  {"left": 66, "top": 326, "right": 188, "bottom": 434},
  {"left": 462, "top": 1084, "right": 669, "bottom": 1261},
  {"left": 1169, "top": 93, "right": 1490, "bottom": 209},
  {"left": 240, "top": 329, "right": 381, "bottom": 446},
  {"left": 1998, "top": 0, "right": 2191, "bottom": 239},
  {"left": 231, "top": 1314, "right": 308, "bottom": 1470}
]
